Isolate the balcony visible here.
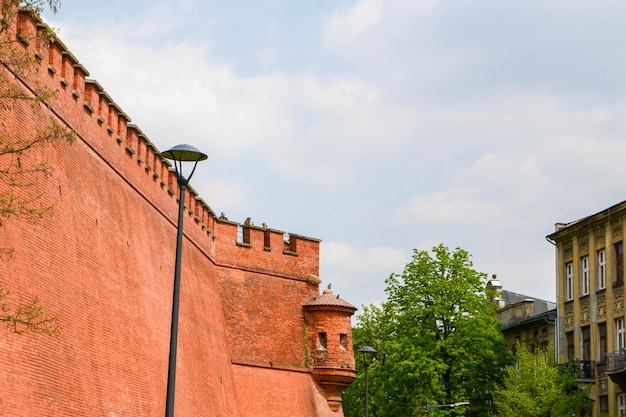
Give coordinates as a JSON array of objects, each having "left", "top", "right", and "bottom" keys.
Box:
[
  {"left": 604, "top": 350, "right": 626, "bottom": 390},
  {"left": 559, "top": 359, "right": 595, "bottom": 381},
  {"left": 573, "top": 359, "right": 596, "bottom": 380}
]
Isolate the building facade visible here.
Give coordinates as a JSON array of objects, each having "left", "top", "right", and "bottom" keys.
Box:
[
  {"left": 547, "top": 201, "right": 626, "bottom": 417},
  {"left": 0, "top": 9, "right": 356, "bottom": 417},
  {"left": 488, "top": 276, "right": 556, "bottom": 355}
]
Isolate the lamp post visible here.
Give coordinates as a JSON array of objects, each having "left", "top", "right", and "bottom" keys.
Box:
[
  {"left": 161, "top": 144, "right": 207, "bottom": 417},
  {"left": 425, "top": 401, "right": 470, "bottom": 416},
  {"left": 358, "top": 346, "right": 377, "bottom": 417}
]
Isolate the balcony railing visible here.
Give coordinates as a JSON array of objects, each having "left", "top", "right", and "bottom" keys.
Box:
[
  {"left": 605, "top": 350, "right": 626, "bottom": 374},
  {"left": 559, "top": 359, "right": 595, "bottom": 380},
  {"left": 574, "top": 359, "right": 596, "bottom": 380},
  {"left": 603, "top": 350, "right": 626, "bottom": 391}
]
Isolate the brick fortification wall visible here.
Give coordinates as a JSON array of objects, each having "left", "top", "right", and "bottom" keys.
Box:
[{"left": 0, "top": 10, "right": 355, "bottom": 417}]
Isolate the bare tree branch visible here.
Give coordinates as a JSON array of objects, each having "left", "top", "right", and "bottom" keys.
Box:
[{"left": 0, "top": 1, "right": 67, "bottom": 336}]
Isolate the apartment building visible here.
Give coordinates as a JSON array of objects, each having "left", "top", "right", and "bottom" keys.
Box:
[
  {"left": 487, "top": 276, "right": 556, "bottom": 354},
  {"left": 547, "top": 201, "right": 626, "bottom": 417}
]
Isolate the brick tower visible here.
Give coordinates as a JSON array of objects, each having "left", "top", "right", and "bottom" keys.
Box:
[{"left": 303, "top": 286, "right": 358, "bottom": 412}]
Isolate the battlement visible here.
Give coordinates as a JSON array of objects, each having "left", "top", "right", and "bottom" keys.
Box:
[
  {"left": 11, "top": 9, "right": 320, "bottom": 277},
  {"left": 214, "top": 218, "right": 321, "bottom": 277}
]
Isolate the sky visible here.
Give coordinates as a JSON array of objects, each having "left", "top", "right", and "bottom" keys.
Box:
[{"left": 40, "top": 0, "right": 626, "bottom": 315}]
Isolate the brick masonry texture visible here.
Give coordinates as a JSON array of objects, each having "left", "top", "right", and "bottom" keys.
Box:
[{"left": 0, "top": 9, "right": 356, "bottom": 417}]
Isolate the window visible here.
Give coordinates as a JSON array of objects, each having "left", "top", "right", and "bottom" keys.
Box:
[
  {"left": 528, "top": 330, "right": 537, "bottom": 352},
  {"left": 565, "top": 262, "right": 574, "bottom": 301},
  {"left": 318, "top": 332, "right": 327, "bottom": 350},
  {"left": 600, "top": 395, "right": 609, "bottom": 415},
  {"left": 581, "top": 256, "right": 590, "bottom": 295},
  {"left": 340, "top": 333, "right": 348, "bottom": 351},
  {"left": 599, "top": 322, "right": 608, "bottom": 362},
  {"left": 540, "top": 327, "right": 549, "bottom": 351},
  {"left": 616, "top": 242, "right": 624, "bottom": 285},
  {"left": 598, "top": 249, "right": 606, "bottom": 289},
  {"left": 582, "top": 326, "right": 591, "bottom": 360},
  {"left": 619, "top": 393, "right": 626, "bottom": 417},
  {"left": 566, "top": 331, "right": 575, "bottom": 361},
  {"left": 263, "top": 228, "right": 270, "bottom": 250},
  {"left": 617, "top": 318, "right": 625, "bottom": 352}
]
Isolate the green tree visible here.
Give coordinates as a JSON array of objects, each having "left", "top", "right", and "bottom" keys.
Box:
[
  {"left": 491, "top": 343, "right": 592, "bottom": 417},
  {"left": 0, "top": 0, "right": 71, "bottom": 335},
  {"left": 343, "top": 245, "right": 513, "bottom": 417}
]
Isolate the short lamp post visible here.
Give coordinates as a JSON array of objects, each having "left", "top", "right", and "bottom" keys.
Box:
[
  {"left": 425, "top": 401, "right": 470, "bottom": 416},
  {"left": 358, "top": 346, "right": 377, "bottom": 417},
  {"left": 161, "top": 144, "right": 207, "bottom": 417}
]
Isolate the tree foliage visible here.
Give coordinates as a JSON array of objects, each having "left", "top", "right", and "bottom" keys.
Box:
[
  {"left": 0, "top": 0, "right": 70, "bottom": 335},
  {"left": 1, "top": 0, "right": 73, "bottom": 229},
  {"left": 0, "top": 285, "right": 57, "bottom": 334},
  {"left": 491, "top": 343, "right": 592, "bottom": 417},
  {"left": 1, "top": 1, "right": 61, "bottom": 94},
  {"left": 1, "top": 1, "right": 60, "bottom": 32},
  {"left": 343, "top": 245, "right": 513, "bottom": 417}
]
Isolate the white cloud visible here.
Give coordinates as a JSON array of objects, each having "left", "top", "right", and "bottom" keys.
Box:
[
  {"left": 45, "top": 0, "right": 626, "bottom": 308},
  {"left": 322, "top": 0, "right": 382, "bottom": 49},
  {"left": 320, "top": 241, "right": 409, "bottom": 308},
  {"left": 193, "top": 179, "right": 252, "bottom": 216},
  {"left": 394, "top": 188, "right": 501, "bottom": 227},
  {"left": 322, "top": 241, "right": 408, "bottom": 275},
  {"left": 55, "top": 16, "right": 424, "bottom": 189}
]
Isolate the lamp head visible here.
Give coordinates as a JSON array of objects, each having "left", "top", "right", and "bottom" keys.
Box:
[
  {"left": 358, "top": 345, "right": 377, "bottom": 366},
  {"left": 358, "top": 346, "right": 377, "bottom": 355},
  {"left": 161, "top": 144, "right": 208, "bottom": 162}
]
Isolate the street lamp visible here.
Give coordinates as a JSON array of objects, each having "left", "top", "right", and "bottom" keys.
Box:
[
  {"left": 161, "top": 144, "right": 207, "bottom": 417},
  {"left": 425, "top": 401, "right": 470, "bottom": 416},
  {"left": 358, "top": 346, "right": 377, "bottom": 417}
]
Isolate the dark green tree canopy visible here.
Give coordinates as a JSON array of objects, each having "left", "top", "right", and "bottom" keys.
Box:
[{"left": 344, "top": 245, "right": 512, "bottom": 417}]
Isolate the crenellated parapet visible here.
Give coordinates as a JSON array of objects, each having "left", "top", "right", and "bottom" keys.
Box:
[
  {"left": 9, "top": 8, "right": 320, "bottom": 279},
  {"left": 213, "top": 217, "right": 321, "bottom": 278}
]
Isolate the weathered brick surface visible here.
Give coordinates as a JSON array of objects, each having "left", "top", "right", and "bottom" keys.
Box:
[
  {"left": 231, "top": 365, "right": 343, "bottom": 417},
  {"left": 0, "top": 10, "right": 355, "bottom": 417}
]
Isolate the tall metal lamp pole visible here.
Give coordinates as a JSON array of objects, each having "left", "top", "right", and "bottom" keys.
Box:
[
  {"left": 358, "top": 346, "right": 377, "bottom": 417},
  {"left": 161, "top": 144, "right": 207, "bottom": 417}
]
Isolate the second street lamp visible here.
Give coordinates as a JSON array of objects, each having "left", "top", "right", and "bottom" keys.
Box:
[
  {"left": 425, "top": 401, "right": 470, "bottom": 416},
  {"left": 358, "top": 345, "right": 377, "bottom": 417},
  {"left": 161, "top": 144, "right": 207, "bottom": 417}
]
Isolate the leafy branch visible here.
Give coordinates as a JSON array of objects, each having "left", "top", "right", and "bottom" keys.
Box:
[{"left": 0, "top": 285, "right": 58, "bottom": 335}]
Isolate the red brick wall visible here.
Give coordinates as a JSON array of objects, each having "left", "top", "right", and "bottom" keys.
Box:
[
  {"left": 0, "top": 95, "right": 240, "bottom": 416},
  {"left": 218, "top": 268, "right": 318, "bottom": 367},
  {"left": 231, "top": 365, "right": 341, "bottom": 417},
  {"left": 0, "top": 10, "right": 350, "bottom": 417}
]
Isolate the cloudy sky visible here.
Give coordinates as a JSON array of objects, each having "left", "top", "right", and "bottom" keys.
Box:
[{"left": 41, "top": 0, "right": 626, "bottom": 313}]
